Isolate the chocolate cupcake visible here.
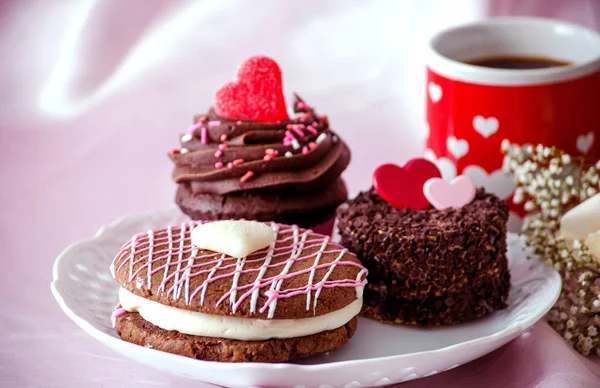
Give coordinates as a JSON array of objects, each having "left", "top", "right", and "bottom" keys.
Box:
[
  {"left": 170, "top": 56, "right": 351, "bottom": 231},
  {"left": 110, "top": 220, "right": 367, "bottom": 362},
  {"left": 336, "top": 160, "right": 510, "bottom": 326}
]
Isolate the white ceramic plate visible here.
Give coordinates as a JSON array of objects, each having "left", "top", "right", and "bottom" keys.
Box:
[{"left": 51, "top": 208, "right": 561, "bottom": 388}]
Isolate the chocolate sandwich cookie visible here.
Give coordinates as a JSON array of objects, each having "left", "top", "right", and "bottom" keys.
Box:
[
  {"left": 111, "top": 220, "right": 367, "bottom": 362},
  {"left": 337, "top": 188, "right": 510, "bottom": 326},
  {"left": 169, "top": 56, "right": 351, "bottom": 230}
]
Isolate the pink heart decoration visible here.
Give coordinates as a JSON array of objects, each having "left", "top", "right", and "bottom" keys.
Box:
[{"left": 423, "top": 175, "right": 476, "bottom": 210}]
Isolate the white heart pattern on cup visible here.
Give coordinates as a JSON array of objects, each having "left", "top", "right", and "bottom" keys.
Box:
[
  {"left": 428, "top": 82, "right": 442, "bottom": 103},
  {"left": 424, "top": 149, "right": 457, "bottom": 181},
  {"left": 446, "top": 136, "right": 469, "bottom": 159},
  {"left": 463, "top": 165, "right": 515, "bottom": 200},
  {"left": 473, "top": 116, "right": 499, "bottom": 138},
  {"left": 576, "top": 132, "right": 594, "bottom": 154}
]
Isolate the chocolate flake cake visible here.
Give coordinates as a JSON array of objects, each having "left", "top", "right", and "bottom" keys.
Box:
[{"left": 336, "top": 188, "right": 510, "bottom": 326}]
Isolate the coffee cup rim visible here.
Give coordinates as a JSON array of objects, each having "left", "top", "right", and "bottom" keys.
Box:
[{"left": 427, "top": 16, "right": 600, "bottom": 86}]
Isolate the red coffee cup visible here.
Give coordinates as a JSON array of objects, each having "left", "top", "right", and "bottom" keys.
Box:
[{"left": 425, "top": 17, "right": 600, "bottom": 225}]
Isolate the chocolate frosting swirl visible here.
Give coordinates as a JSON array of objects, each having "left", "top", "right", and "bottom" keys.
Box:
[{"left": 170, "top": 96, "right": 351, "bottom": 195}]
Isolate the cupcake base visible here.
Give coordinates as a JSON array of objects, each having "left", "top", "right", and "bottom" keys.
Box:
[
  {"left": 176, "top": 178, "right": 348, "bottom": 229},
  {"left": 116, "top": 312, "right": 357, "bottom": 363}
]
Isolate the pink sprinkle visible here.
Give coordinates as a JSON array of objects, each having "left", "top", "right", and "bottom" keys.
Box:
[
  {"left": 201, "top": 127, "right": 208, "bottom": 144},
  {"left": 292, "top": 127, "right": 305, "bottom": 137},
  {"left": 233, "top": 159, "right": 244, "bottom": 166},
  {"left": 285, "top": 131, "right": 296, "bottom": 140},
  {"left": 302, "top": 146, "right": 309, "bottom": 154},
  {"left": 302, "top": 113, "right": 312, "bottom": 121},
  {"left": 208, "top": 120, "right": 221, "bottom": 127},
  {"left": 187, "top": 122, "right": 202, "bottom": 135},
  {"left": 297, "top": 102, "right": 308, "bottom": 109},
  {"left": 265, "top": 148, "right": 277, "bottom": 155},
  {"left": 309, "top": 142, "right": 317, "bottom": 150},
  {"left": 198, "top": 115, "right": 208, "bottom": 122},
  {"left": 306, "top": 125, "right": 318, "bottom": 135},
  {"left": 227, "top": 162, "right": 233, "bottom": 168},
  {"left": 283, "top": 138, "right": 292, "bottom": 146},
  {"left": 169, "top": 148, "right": 179, "bottom": 155},
  {"left": 214, "top": 150, "right": 223, "bottom": 158},
  {"left": 263, "top": 154, "right": 273, "bottom": 161},
  {"left": 236, "top": 120, "right": 243, "bottom": 125},
  {"left": 220, "top": 134, "right": 228, "bottom": 142},
  {"left": 214, "top": 162, "right": 224, "bottom": 168},
  {"left": 218, "top": 144, "right": 228, "bottom": 150},
  {"left": 240, "top": 171, "right": 254, "bottom": 182}
]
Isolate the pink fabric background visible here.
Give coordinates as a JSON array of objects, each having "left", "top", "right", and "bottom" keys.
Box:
[{"left": 1, "top": 1, "right": 599, "bottom": 386}]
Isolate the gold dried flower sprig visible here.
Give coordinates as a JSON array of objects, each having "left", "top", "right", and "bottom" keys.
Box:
[{"left": 502, "top": 140, "right": 600, "bottom": 355}]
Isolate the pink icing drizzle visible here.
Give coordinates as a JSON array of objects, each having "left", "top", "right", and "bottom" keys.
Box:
[
  {"left": 111, "top": 307, "right": 127, "bottom": 327},
  {"left": 111, "top": 222, "right": 367, "bottom": 318}
]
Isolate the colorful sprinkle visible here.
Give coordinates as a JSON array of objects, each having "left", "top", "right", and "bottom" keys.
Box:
[
  {"left": 265, "top": 148, "right": 278, "bottom": 156},
  {"left": 233, "top": 159, "right": 244, "bottom": 166},
  {"left": 219, "top": 144, "right": 228, "bottom": 150},
  {"left": 201, "top": 127, "right": 208, "bottom": 144},
  {"left": 236, "top": 120, "right": 243, "bottom": 125},
  {"left": 316, "top": 133, "right": 327, "bottom": 144},
  {"left": 285, "top": 151, "right": 293, "bottom": 158},
  {"left": 187, "top": 122, "right": 202, "bottom": 135},
  {"left": 198, "top": 115, "right": 208, "bottom": 122},
  {"left": 240, "top": 171, "right": 255, "bottom": 182},
  {"left": 283, "top": 138, "right": 292, "bottom": 146},
  {"left": 306, "top": 126, "right": 318, "bottom": 135},
  {"left": 263, "top": 154, "right": 273, "bottom": 161},
  {"left": 208, "top": 121, "right": 221, "bottom": 127},
  {"left": 214, "top": 162, "right": 224, "bottom": 168},
  {"left": 214, "top": 150, "right": 223, "bottom": 158},
  {"left": 220, "top": 134, "right": 228, "bottom": 142},
  {"left": 332, "top": 135, "right": 338, "bottom": 143},
  {"left": 180, "top": 148, "right": 189, "bottom": 154},
  {"left": 169, "top": 148, "right": 179, "bottom": 155},
  {"left": 309, "top": 142, "right": 317, "bottom": 150},
  {"left": 291, "top": 139, "right": 300, "bottom": 150},
  {"left": 227, "top": 162, "right": 234, "bottom": 168},
  {"left": 297, "top": 101, "right": 308, "bottom": 110},
  {"left": 285, "top": 131, "right": 296, "bottom": 140},
  {"left": 181, "top": 133, "right": 193, "bottom": 142}
]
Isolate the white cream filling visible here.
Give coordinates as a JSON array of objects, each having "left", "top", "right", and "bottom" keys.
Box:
[{"left": 119, "top": 287, "right": 362, "bottom": 341}]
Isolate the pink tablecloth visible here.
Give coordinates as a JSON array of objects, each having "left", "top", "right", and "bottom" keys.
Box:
[{"left": 1, "top": 1, "right": 600, "bottom": 387}]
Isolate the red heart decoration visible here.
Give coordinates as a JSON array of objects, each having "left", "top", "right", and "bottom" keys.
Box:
[
  {"left": 373, "top": 158, "right": 442, "bottom": 210},
  {"left": 213, "top": 56, "right": 289, "bottom": 122}
]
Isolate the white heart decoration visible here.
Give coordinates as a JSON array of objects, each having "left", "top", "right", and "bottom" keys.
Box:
[
  {"left": 463, "top": 165, "right": 515, "bottom": 200},
  {"left": 576, "top": 132, "right": 594, "bottom": 154},
  {"left": 446, "top": 136, "right": 469, "bottom": 159},
  {"left": 424, "top": 148, "right": 457, "bottom": 181},
  {"left": 428, "top": 82, "right": 442, "bottom": 103},
  {"left": 473, "top": 116, "right": 499, "bottom": 138}
]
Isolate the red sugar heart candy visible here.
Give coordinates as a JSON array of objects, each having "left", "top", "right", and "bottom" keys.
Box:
[
  {"left": 213, "top": 56, "right": 289, "bottom": 122},
  {"left": 373, "top": 158, "right": 442, "bottom": 210}
]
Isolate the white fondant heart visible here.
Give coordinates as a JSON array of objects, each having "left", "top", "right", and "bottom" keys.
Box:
[
  {"left": 446, "top": 136, "right": 469, "bottom": 159},
  {"left": 576, "top": 132, "right": 594, "bottom": 154},
  {"left": 423, "top": 176, "right": 476, "bottom": 210},
  {"left": 585, "top": 230, "right": 600, "bottom": 259},
  {"left": 473, "top": 116, "right": 499, "bottom": 138},
  {"left": 428, "top": 81, "right": 442, "bottom": 103},
  {"left": 560, "top": 193, "right": 600, "bottom": 240},
  {"left": 191, "top": 220, "right": 276, "bottom": 258},
  {"left": 424, "top": 148, "right": 457, "bottom": 181},
  {"left": 463, "top": 165, "right": 515, "bottom": 200}
]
